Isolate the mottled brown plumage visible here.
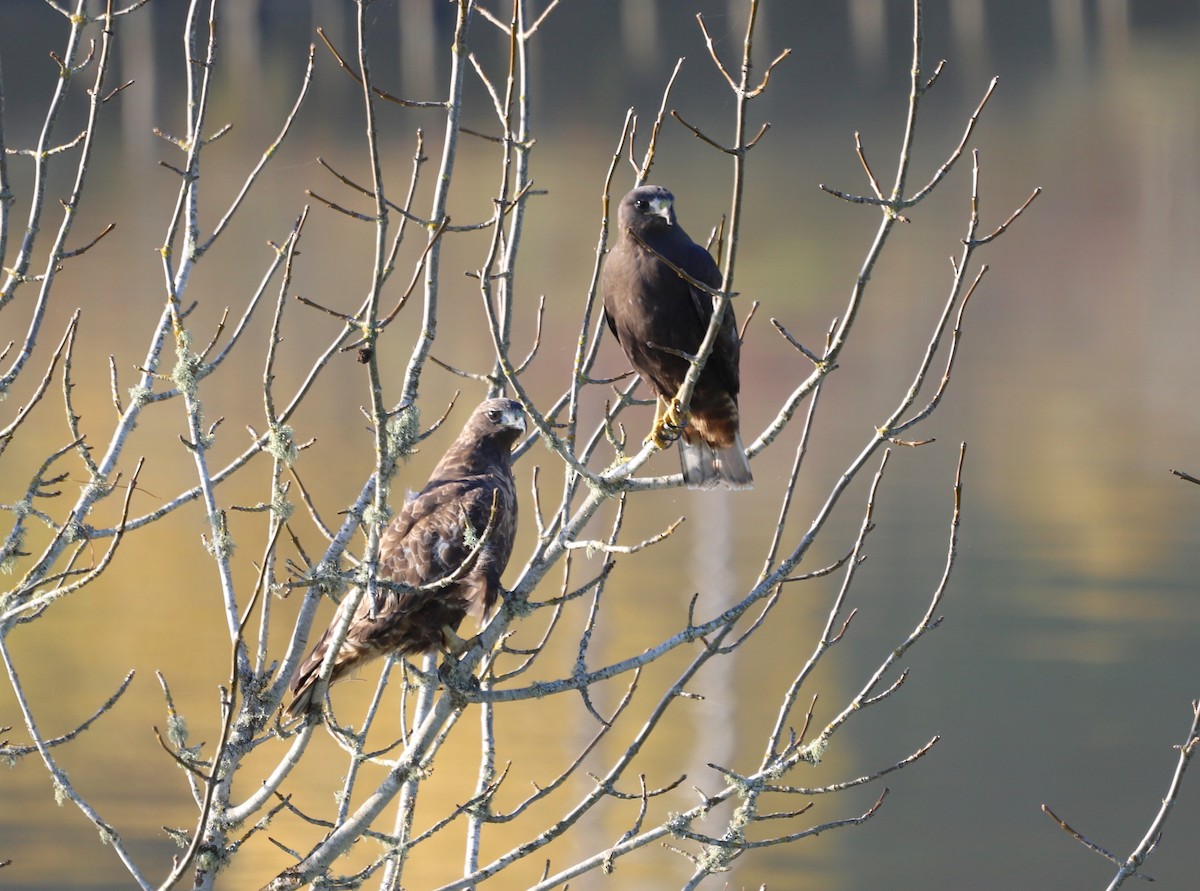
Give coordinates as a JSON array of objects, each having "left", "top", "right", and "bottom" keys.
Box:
[
  {"left": 286, "top": 398, "right": 524, "bottom": 718},
  {"left": 602, "top": 185, "right": 752, "bottom": 489}
]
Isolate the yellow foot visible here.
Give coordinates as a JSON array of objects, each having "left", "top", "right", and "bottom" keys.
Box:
[{"left": 645, "top": 399, "right": 688, "bottom": 449}]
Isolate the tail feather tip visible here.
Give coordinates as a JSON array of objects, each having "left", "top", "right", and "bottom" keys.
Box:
[{"left": 679, "top": 437, "right": 753, "bottom": 491}]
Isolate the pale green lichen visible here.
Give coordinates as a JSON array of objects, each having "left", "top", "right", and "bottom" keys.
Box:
[
  {"left": 665, "top": 811, "right": 688, "bottom": 835},
  {"left": 362, "top": 503, "right": 392, "bottom": 529},
  {"left": 266, "top": 423, "right": 298, "bottom": 466},
  {"left": 126, "top": 383, "right": 151, "bottom": 409},
  {"left": 381, "top": 404, "right": 420, "bottom": 481},
  {"left": 82, "top": 478, "right": 114, "bottom": 502},
  {"left": 462, "top": 516, "right": 480, "bottom": 550},
  {"left": 61, "top": 520, "right": 86, "bottom": 544},
  {"left": 271, "top": 482, "right": 294, "bottom": 523},
  {"left": 194, "top": 848, "right": 225, "bottom": 874},
  {"left": 172, "top": 340, "right": 217, "bottom": 448},
  {"left": 695, "top": 844, "right": 735, "bottom": 874},
  {"left": 53, "top": 774, "right": 69, "bottom": 806},
  {"left": 309, "top": 560, "right": 346, "bottom": 599},
  {"left": 171, "top": 341, "right": 202, "bottom": 396},
  {"left": 799, "top": 734, "right": 828, "bottom": 765},
  {"left": 203, "top": 513, "right": 235, "bottom": 561},
  {"left": 0, "top": 538, "right": 23, "bottom": 575},
  {"left": 351, "top": 563, "right": 373, "bottom": 589},
  {"left": 387, "top": 404, "right": 420, "bottom": 457},
  {"left": 167, "top": 712, "right": 189, "bottom": 750}
]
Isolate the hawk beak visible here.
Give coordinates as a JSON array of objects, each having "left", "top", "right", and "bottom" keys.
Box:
[
  {"left": 503, "top": 409, "right": 527, "bottom": 434},
  {"left": 648, "top": 196, "right": 675, "bottom": 226}
]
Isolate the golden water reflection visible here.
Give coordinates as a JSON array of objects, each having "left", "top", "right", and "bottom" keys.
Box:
[{"left": 3, "top": 3, "right": 1200, "bottom": 890}]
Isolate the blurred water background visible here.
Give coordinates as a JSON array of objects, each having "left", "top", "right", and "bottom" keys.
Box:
[{"left": 2, "top": 1, "right": 1199, "bottom": 888}]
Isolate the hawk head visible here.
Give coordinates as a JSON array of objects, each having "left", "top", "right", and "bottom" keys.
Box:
[
  {"left": 470, "top": 398, "right": 526, "bottom": 448},
  {"left": 619, "top": 184, "right": 676, "bottom": 232}
]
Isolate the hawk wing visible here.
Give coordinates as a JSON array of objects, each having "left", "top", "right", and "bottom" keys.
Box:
[
  {"left": 674, "top": 238, "right": 740, "bottom": 402},
  {"left": 285, "top": 397, "right": 524, "bottom": 718},
  {"left": 287, "top": 478, "right": 511, "bottom": 711},
  {"left": 604, "top": 226, "right": 739, "bottom": 406},
  {"left": 378, "top": 474, "right": 514, "bottom": 622}
]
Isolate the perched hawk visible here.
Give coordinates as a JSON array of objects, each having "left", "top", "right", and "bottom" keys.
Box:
[
  {"left": 602, "top": 185, "right": 753, "bottom": 490},
  {"left": 286, "top": 398, "right": 525, "bottom": 718}
]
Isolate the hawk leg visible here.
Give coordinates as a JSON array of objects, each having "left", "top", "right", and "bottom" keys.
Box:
[
  {"left": 437, "top": 626, "right": 485, "bottom": 694},
  {"left": 645, "top": 396, "right": 688, "bottom": 450},
  {"left": 440, "top": 624, "right": 474, "bottom": 657}
]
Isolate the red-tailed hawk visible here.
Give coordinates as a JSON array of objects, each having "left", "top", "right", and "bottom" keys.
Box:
[
  {"left": 602, "top": 185, "right": 752, "bottom": 490},
  {"left": 286, "top": 398, "right": 525, "bottom": 718}
]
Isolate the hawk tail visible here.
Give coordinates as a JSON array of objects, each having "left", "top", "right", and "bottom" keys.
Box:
[
  {"left": 285, "top": 631, "right": 355, "bottom": 720},
  {"left": 285, "top": 678, "right": 318, "bottom": 719},
  {"left": 284, "top": 645, "right": 329, "bottom": 719},
  {"left": 679, "top": 431, "right": 753, "bottom": 490}
]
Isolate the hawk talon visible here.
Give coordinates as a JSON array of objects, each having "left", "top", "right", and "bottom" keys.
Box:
[
  {"left": 644, "top": 426, "right": 677, "bottom": 450},
  {"left": 436, "top": 652, "right": 482, "bottom": 695},
  {"left": 645, "top": 400, "right": 688, "bottom": 450}
]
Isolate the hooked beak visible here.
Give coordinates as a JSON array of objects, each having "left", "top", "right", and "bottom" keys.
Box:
[
  {"left": 501, "top": 406, "right": 526, "bottom": 434},
  {"left": 648, "top": 195, "right": 675, "bottom": 226}
]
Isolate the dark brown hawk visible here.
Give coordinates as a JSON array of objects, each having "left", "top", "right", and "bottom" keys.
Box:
[
  {"left": 602, "top": 185, "right": 753, "bottom": 490},
  {"left": 286, "top": 398, "right": 525, "bottom": 718}
]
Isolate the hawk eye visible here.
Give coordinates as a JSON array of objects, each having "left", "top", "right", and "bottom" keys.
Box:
[
  {"left": 633, "top": 198, "right": 649, "bottom": 212},
  {"left": 487, "top": 409, "right": 502, "bottom": 422}
]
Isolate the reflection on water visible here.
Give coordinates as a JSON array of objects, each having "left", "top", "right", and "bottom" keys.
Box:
[{"left": 3, "top": 2, "right": 1200, "bottom": 889}]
